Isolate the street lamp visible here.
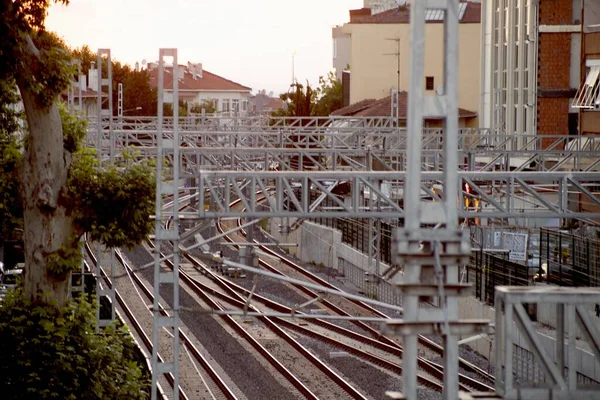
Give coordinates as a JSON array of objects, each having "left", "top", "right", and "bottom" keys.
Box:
[{"left": 123, "top": 106, "right": 142, "bottom": 114}]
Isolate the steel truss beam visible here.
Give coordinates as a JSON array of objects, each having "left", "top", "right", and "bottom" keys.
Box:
[
  {"left": 90, "top": 118, "right": 600, "bottom": 172},
  {"left": 495, "top": 286, "right": 600, "bottom": 399},
  {"left": 195, "top": 170, "right": 600, "bottom": 219}
]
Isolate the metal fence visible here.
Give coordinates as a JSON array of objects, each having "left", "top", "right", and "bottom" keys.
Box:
[
  {"left": 337, "top": 257, "right": 402, "bottom": 307},
  {"left": 466, "top": 250, "right": 537, "bottom": 306},
  {"left": 539, "top": 228, "right": 600, "bottom": 287},
  {"left": 309, "top": 191, "right": 398, "bottom": 266},
  {"left": 512, "top": 344, "right": 599, "bottom": 385}
]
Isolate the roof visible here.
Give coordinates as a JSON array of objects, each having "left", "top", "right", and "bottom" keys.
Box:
[
  {"left": 350, "top": 1, "right": 481, "bottom": 24},
  {"left": 332, "top": 92, "right": 477, "bottom": 119},
  {"left": 262, "top": 97, "right": 285, "bottom": 111},
  {"left": 149, "top": 67, "right": 251, "bottom": 92},
  {"left": 61, "top": 87, "right": 108, "bottom": 99}
]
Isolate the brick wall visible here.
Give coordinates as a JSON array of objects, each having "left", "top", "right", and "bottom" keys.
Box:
[{"left": 537, "top": 0, "right": 574, "bottom": 144}]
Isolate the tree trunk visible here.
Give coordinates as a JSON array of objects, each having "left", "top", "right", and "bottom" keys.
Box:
[{"left": 17, "top": 55, "right": 74, "bottom": 307}]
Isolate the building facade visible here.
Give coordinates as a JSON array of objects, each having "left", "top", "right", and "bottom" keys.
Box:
[
  {"left": 148, "top": 62, "right": 252, "bottom": 115},
  {"left": 573, "top": 1, "right": 600, "bottom": 135},
  {"left": 333, "top": 2, "right": 482, "bottom": 120},
  {"left": 481, "top": 0, "right": 600, "bottom": 147}
]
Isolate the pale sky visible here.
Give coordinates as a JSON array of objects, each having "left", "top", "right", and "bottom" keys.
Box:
[{"left": 46, "top": 0, "right": 363, "bottom": 95}]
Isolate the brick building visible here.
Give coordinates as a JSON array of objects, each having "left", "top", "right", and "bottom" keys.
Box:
[{"left": 481, "top": 0, "right": 600, "bottom": 147}]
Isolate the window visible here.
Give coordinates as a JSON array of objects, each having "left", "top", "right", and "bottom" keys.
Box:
[
  {"left": 573, "top": 65, "right": 600, "bottom": 109},
  {"left": 232, "top": 99, "right": 240, "bottom": 112},
  {"left": 212, "top": 99, "right": 218, "bottom": 110},
  {"left": 222, "top": 99, "right": 230, "bottom": 112},
  {"left": 333, "top": 38, "right": 337, "bottom": 59},
  {"left": 425, "top": 76, "right": 435, "bottom": 91},
  {"left": 242, "top": 100, "right": 248, "bottom": 112}
]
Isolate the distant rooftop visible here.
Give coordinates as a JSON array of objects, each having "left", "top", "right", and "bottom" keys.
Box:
[
  {"left": 332, "top": 92, "right": 477, "bottom": 120},
  {"left": 148, "top": 65, "right": 251, "bottom": 92},
  {"left": 349, "top": 1, "right": 481, "bottom": 24}
]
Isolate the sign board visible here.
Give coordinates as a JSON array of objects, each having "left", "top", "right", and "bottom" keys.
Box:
[{"left": 502, "top": 232, "right": 529, "bottom": 262}]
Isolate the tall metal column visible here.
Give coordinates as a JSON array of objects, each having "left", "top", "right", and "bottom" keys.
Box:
[
  {"left": 96, "top": 49, "right": 112, "bottom": 161},
  {"left": 390, "top": 2, "right": 488, "bottom": 399},
  {"left": 93, "top": 49, "right": 116, "bottom": 328},
  {"left": 151, "top": 48, "right": 181, "bottom": 400},
  {"left": 97, "top": 245, "right": 116, "bottom": 328}
]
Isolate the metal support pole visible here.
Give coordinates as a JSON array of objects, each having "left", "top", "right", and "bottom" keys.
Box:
[
  {"left": 97, "top": 246, "right": 116, "bottom": 328},
  {"left": 96, "top": 49, "right": 112, "bottom": 162},
  {"left": 151, "top": 48, "right": 180, "bottom": 400},
  {"left": 390, "top": 2, "right": 485, "bottom": 399}
]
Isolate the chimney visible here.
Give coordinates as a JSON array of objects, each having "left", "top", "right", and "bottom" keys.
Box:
[
  {"left": 177, "top": 65, "right": 184, "bottom": 80},
  {"left": 88, "top": 63, "right": 98, "bottom": 91},
  {"left": 79, "top": 75, "right": 87, "bottom": 92},
  {"left": 135, "top": 61, "right": 139, "bottom": 72},
  {"left": 188, "top": 62, "right": 203, "bottom": 79},
  {"left": 342, "top": 70, "right": 351, "bottom": 107},
  {"left": 350, "top": 8, "right": 372, "bottom": 22}
]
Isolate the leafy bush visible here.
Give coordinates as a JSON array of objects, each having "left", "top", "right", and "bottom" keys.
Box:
[
  {"left": 66, "top": 149, "right": 156, "bottom": 249},
  {"left": 0, "top": 289, "right": 149, "bottom": 399}
]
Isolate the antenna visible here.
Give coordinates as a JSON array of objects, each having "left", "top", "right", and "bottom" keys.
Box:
[
  {"left": 384, "top": 37, "right": 401, "bottom": 93},
  {"left": 292, "top": 51, "right": 297, "bottom": 84}
]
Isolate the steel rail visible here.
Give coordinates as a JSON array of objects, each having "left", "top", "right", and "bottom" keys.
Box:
[
  {"left": 85, "top": 243, "right": 189, "bottom": 400},
  {"left": 147, "top": 238, "right": 321, "bottom": 400},
  {"left": 218, "top": 216, "right": 494, "bottom": 393},
  {"left": 222, "top": 197, "right": 496, "bottom": 388},
  {"left": 180, "top": 261, "right": 448, "bottom": 393},
  {"left": 109, "top": 246, "right": 239, "bottom": 400},
  {"left": 220, "top": 195, "right": 495, "bottom": 390}
]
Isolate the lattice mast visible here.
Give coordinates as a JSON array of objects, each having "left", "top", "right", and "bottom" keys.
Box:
[
  {"left": 391, "top": 1, "right": 488, "bottom": 399},
  {"left": 151, "top": 48, "right": 181, "bottom": 400}
]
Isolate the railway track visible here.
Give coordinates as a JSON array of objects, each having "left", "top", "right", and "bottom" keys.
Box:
[
  {"left": 215, "top": 197, "right": 495, "bottom": 393},
  {"left": 86, "top": 240, "right": 239, "bottom": 400},
  {"left": 157, "top": 205, "right": 373, "bottom": 399},
  {"left": 99, "top": 187, "right": 493, "bottom": 398}
]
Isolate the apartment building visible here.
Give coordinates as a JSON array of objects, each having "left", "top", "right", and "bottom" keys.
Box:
[
  {"left": 481, "top": 0, "right": 600, "bottom": 147},
  {"left": 333, "top": 1, "right": 482, "bottom": 121}
]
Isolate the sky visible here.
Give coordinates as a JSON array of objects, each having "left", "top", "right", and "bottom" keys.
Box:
[{"left": 46, "top": 0, "right": 364, "bottom": 95}]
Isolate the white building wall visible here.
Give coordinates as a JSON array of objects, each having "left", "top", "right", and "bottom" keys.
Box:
[
  {"left": 482, "top": 0, "right": 539, "bottom": 147},
  {"left": 161, "top": 90, "right": 251, "bottom": 115}
]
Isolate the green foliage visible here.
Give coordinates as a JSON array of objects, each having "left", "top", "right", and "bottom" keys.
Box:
[
  {"left": 59, "top": 102, "right": 87, "bottom": 153},
  {"left": 46, "top": 242, "right": 83, "bottom": 278},
  {"left": 164, "top": 99, "right": 188, "bottom": 117},
  {"left": 112, "top": 61, "right": 157, "bottom": 117},
  {"left": 313, "top": 71, "right": 343, "bottom": 116},
  {"left": 273, "top": 72, "right": 342, "bottom": 118},
  {"left": 0, "top": 290, "right": 149, "bottom": 400},
  {"left": 190, "top": 100, "right": 217, "bottom": 114},
  {"left": 66, "top": 149, "right": 156, "bottom": 249},
  {"left": 69, "top": 46, "right": 158, "bottom": 117},
  {"left": 0, "top": 78, "right": 24, "bottom": 238},
  {"left": 29, "top": 32, "right": 75, "bottom": 107},
  {"left": 275, "top": 81, "right": 315, "bottom": 118}
]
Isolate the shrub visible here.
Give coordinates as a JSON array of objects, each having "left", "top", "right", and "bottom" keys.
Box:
[{"left": 0, "top": 289, "right": 149, "bottom": 399}]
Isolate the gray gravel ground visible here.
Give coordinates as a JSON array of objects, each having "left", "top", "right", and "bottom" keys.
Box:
[
  {"left": 129, "top": 220, "right": 495, "bottom": 398},
  {"left": 250, "top": 225, "right": 496, "bottom": 386},
  {"left": 294, "top": 336, "right": 442, "bottom": 400},
  {"left": 122, "top": 245, "right": 295, "bottom": 400}
]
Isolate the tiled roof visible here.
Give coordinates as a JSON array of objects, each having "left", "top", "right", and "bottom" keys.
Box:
[
  {"left": 332, "top": 92, "right": 477, "bottom": 119},
  {"left": 61, "top": 87, "right": 107, "bottom": 99},
  {"left": 262, "top": 97, "right": 285, "bottom": 111},
  {"left": 149, "top": 67, "right": 251, "bottom": 92},
  {"left": 350, "top": 1, "right": 481, "bottom": 24}
]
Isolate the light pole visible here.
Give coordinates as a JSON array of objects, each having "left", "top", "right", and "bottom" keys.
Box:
[{"left": 123, "top": 106, "right": 142, "bottom": 114}]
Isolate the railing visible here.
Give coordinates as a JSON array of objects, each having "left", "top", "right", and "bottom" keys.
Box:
[{"left": 539, "top": 228, "right": 600, "bottom": 287}]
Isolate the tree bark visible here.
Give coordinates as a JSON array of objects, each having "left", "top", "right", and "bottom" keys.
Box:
[{"left": 16, "top": 37, "right": 74, "bottom": 307}]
